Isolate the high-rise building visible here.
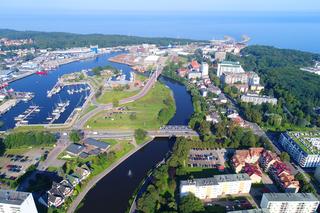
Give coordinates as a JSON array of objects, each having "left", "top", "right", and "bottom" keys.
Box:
[
  {"left": 216, "top": 61, "right": 244, "bottom": 77},
  {"left": 201, "top": 62, "right": 209, "bottom": 78},
  {"left": 180, "top": 173, "right": 252, "bottom": 200},
  {"left": 279, "top": 131, "right": 320, "bottom": 168},
  {"left": 260, "top": 193, "right": 319, "bottom": 213},
  {"left": 0, "top": 190, "right": 38, "bottom": 213}
]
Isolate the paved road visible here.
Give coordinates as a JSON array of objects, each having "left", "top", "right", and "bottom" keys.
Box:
[
  {"left": 74, "top": 63, "right": 164, "bottom": 129},
  {"left": 37, "top": 134, "right": 70, "bottom": 171}
]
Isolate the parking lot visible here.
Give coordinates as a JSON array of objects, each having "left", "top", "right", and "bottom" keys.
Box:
[
  {"left": 0, "top": 148, "right": 48, "bottom": 181},
  {"left": 205, "top": 195, "right": 255, "bottom": 212}
]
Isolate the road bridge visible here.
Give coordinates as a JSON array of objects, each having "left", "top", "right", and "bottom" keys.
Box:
[{"left": 84, "top": 126, "right": 198, "bottom": 139}]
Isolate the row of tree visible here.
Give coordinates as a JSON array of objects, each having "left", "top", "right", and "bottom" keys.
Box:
[{"left": 4, "top": 131, "right": 56, "bottom": 149}]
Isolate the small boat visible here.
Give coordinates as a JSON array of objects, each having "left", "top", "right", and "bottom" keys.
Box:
[
  {"left": 128, "top": 170, "right": 132, "bottom": 177},
  {"left": 20, "top": 120, "right": 29, "bottom": 124}
]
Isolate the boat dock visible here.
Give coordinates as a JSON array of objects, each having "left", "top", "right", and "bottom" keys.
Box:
[
  {"left": 47, "top": 82, "right": 62, "bottom": 98},
  {"left": 47, "top": 100, "right": 70, "bottom": 124},
  {"left": 15, "top": 105, "right": 40, "bottom": 126},
  {"left": 0, "top": 99, "right": 19, "bottom": 115}
]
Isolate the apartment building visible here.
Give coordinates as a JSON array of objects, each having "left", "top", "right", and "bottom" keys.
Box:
[
  {"left": 241, "top": 94, "right": 277, "bottom": 105},
  {"left": 0, "top": 190, "right": 38, "bottom": 213},
  {"left": 279, "top": 132, "right": 320, "bottom": 168},
  {"left": 201, "top": 62, "right": 209, "bottom": 77},
  {"left": 260, "top": 193, "right": 319, "bottom": 213},
  {"left": 180, "top": 174, "right": 251, "bottom": 200},
  {"left": 217, "top": 61, "right": 245, "bottom": 77}
]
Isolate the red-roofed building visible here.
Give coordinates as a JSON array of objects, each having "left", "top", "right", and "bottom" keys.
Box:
[
  {"left": 231, "top": 148, "right": 264, "bottom": 173},
  {"left": 268, "top": 161, "right": 300, "bottom": 193},
  {"left": 231, "top": 115, "right": 246, "bottom": 127},
  {"left": 190, "top": 60, "right": 200, "bottom": 71},
  {"left": 244, "top": 163, "right": 262, "bottom": 183},
  {"left": 259, "top": 150, "right": 279, "bottom": 172},
  {"left": 177, "top": 68, "right": 189, "bottom": 77}
]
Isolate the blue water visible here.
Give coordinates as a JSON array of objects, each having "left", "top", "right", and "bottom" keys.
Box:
[
  {"left": 0, "top": 52, "right": 133, "bottom": 131},
  {"left": 1, "top": 11, "right": 320, "bottom": 53}
]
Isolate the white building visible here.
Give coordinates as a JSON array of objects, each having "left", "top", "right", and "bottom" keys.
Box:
[
  {"left": 201, "top": 62, "right": 209, "bottom": 78},
  {"left": 260, "top": 193, "right": 319, "bottom": 213},
  {"left": 279, "top": 132, "right": 320, "bottom": 168},
  {"left": 214, "top": 51, "right": 226, "bottom": 62},
  {"left": 180, "top": 174, "right": 251, "bottom": 200},
  {"left": 0, "top": 190, "right": 38, "bottom": 213},
  {"left": 217, "top": 61, "right": 245, "bottom": 77},
  {"left": 315, "top": 167, "right": 320, "bottom": 182},
  {"left": 188, "top": 71, "right": 202, "bottom": 80},
  {"left": 248, "top": 72, "right": 260, "bottom": 86},
  {"left": 241, "top": 94, "right": 277, "bottom": 105}
]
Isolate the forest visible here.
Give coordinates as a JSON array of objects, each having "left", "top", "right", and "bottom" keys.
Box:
[
  {"left": 229, "top": 45, "right": 320, "bottom": 128},
  {"left": 0, "top": 29, "right": 197, "bottom": 49}
]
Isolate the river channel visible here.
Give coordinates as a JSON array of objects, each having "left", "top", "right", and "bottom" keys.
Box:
[{"left": 77, "top": 77, "right": 194, "bottom": 213}]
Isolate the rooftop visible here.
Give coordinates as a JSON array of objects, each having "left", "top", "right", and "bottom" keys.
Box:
[
  {"left": 0, "top": 190, "right": 32, "bottom": 206},
  {"left": 263, "top": 193, "right": 319, "bottom": 202},
  {"left": 181, "top": 173, "right": 251, "bottom": 187},
  {"left": 83, "top": 138, "right": 110, "bottom": 150},
  {"left": 286, "top": 131, "right": 320, "bottom": 155},
  {"left": 66, "top": 143, "right": 85, "bottom": 155},
  {"left": 229, "top": 209, "right": 269, "bottom": 213}
]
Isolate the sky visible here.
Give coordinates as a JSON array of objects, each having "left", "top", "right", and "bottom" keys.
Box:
[{"left": 1, "top": 0, "right": 320, "bottom": 12}]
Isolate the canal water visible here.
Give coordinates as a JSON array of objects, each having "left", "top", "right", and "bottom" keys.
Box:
[
  {"left": 77, "top": 77, "right": 194, "bottom": 213},
  {"left": 0, "top": 52, "right": 132, "bottom": 131}
]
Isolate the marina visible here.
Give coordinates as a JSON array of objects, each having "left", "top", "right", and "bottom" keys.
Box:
[
  {"left": 0, "top": 52, "right": 132, "bottom": 131},
  {"left": 46, "top": 100, "right": 70, "bottom": 124},
  {"left": 15, "top": 105, "right": 40, "bottom": 126}
]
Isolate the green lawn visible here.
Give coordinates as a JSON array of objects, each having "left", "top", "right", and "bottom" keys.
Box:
[
  {"left": 80, "top": 104, "right": 97, "bottom": 118},
  {"left": 13, "top": 125, "right": 46, "bottom": 132},
  {"left": 86, "top": 82, "right": 176, "bottom": 130},
  {"left": 97, "top": 89, "right": 140, "bottom": 104}
]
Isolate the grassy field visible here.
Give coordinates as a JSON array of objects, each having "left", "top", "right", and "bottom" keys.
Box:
[
  {"left": 12, "top": 125, "right": 46, "bottom": 132},
  {"left": 80, "top": 104, "right": 97, "bottom": 118},
  {"left": 97, "top": 89, "right": 140, "bottom": 104},
  {"left": 86, "top": 82, "right": 176, "bottom": 130}
]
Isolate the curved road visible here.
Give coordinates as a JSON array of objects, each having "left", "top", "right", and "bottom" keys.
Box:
[{"left": 74, "top": 63, "right": 164, "bottom": 129}]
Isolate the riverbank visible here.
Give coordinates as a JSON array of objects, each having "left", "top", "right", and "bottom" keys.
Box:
[{"left": 67, "top": 138, "right": 155, "bottom": 213}]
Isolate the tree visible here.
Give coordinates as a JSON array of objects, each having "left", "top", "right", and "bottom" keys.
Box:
[
  {"left": 69, "top": 130, "right": 82, "bottom": 143},
  {"left": 179, "top": 193, "right": 204, "bottom": 213},
  {"left": 158, "top": 107, "right": 170, "bottom": 125},
  {"left": 280, "top": 152, "right": 291, "bottom": 162},
  {"left": 129, "top": 113, "right": 137, "bottom": 120},
  {"left": 134, "top": 129, "right": 147, "bottom": 143}
]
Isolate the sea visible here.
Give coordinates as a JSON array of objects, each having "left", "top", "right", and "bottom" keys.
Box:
[{"left": 0, "top": 11, "right": 320, "bottom": 53}]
